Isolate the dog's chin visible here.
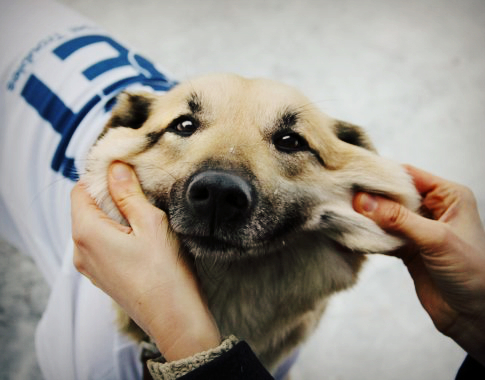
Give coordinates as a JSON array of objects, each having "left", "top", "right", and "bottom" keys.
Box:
[{"left": 178, "top": 234, "right": 274, "bottom": 261}]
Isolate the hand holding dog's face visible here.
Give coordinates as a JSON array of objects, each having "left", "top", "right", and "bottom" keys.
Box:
[
  {"left": 72, "top": 164, "right": 222, "bottom": 360},
  {"left": 84, "top": 73, "right": 420, "bottom": 260}
]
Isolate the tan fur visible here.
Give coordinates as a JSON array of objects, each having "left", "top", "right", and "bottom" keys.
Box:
[{"left": 82, "top": 73, "right": 420, "bottom": 371}]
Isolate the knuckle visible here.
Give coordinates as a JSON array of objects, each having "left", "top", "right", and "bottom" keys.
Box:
[
  {"left": 71, "top": 221, "right": 85, "bottom": 243},
  {"left": 458, "top": 184, "right": 477, "bottom": 207},
  {"left": 383, "top": 201, "right": 409, "bottom": 231},
  {"left": 71, "top": 230, "right": 84, "bottom": 248},
  {"left": 73, "top": 251, "right": 86, "bottom": 273},
  {"left": 114, "top": 189, "right": 142, "bottom": 211},
  {"left": 71, "top": 223, "right": 91, "bottom": 251},
  {"left": 445, "top": 181, "right": 475, "bottom": 204}
]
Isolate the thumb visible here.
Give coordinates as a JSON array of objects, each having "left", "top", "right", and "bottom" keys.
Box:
[
  {"left": 353, "top": 192, "right": 442, "bottom": 248},
  {"left": 108, "top": 162, "right": 160, "bottom": 231}
]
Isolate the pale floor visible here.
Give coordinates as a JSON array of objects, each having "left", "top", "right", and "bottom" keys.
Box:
[{"left": 1, "top": 0, "right": 484, "bottom": 379}]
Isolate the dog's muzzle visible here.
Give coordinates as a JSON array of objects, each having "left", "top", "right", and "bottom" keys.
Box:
[{"left": 186, "top": 170, "right": 254, "bottom": 234}]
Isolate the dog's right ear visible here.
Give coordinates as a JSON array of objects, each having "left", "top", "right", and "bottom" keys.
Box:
[
  {"left": 106, "top": 92, "right": 158, "bottom": 130},
  {"left": 333, "top": 121, "right": 376, "bottom": 152}
]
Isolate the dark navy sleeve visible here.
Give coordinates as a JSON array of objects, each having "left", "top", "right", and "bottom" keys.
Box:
[
  {"left": 455, "top": 355, "right": 485, "bottom": 380},
  {"left": 179, "top": 341, "right": 275, "bottom": 380}
]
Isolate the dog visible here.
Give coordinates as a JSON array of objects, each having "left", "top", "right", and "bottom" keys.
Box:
[
  {"left": 0, "top": 2, "right": 420, "bottom": 376},
  {"left": 82, "top": 73, "right": 421, "bottom": 371}
]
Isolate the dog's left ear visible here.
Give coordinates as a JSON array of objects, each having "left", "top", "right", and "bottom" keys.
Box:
[
  {"left": 106, "top": 92, "right": 158, "bottom": 130},
  {"left": 333, "top": 121, "right": 376, "bottom": 152}
]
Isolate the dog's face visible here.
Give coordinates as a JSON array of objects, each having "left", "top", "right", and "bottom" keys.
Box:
[{"left": 84, "top": 74, "right": 420, "bottom": 260}]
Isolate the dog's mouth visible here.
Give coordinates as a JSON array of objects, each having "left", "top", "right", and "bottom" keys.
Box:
[
  {"left": 175, "top": 224, "right": 304, "bottom": 260},
  {"left": 177, "top": 234, "right": 254, "bottom": 259},
  {"left": 147, "top": 168, "right": 310, "bottom": 259},
  {"left": 162, "top": 207, "right": 305, "bottom": 260},
  {"left": 149, "top": 190, "right": 263, "bottom": 259}
]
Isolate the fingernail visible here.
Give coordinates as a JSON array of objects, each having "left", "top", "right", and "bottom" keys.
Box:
[
  {"left": 358, "top": 193, "right": 378, "bottom": 213},
  {"left": 110, "top": 162, "right": 132, "bottom": 181}
]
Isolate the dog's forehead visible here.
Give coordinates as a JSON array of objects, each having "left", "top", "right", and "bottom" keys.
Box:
[{"left": 171, "top": 74, "right": 310, "bottom": 119}]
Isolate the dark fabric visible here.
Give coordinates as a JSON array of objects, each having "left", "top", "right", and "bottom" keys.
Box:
[
  {"left": 143, "top": 364, "right": 153, "bottom": 380},
  {"left": 179, "top": 341, "right": 274, "bottom": 380},
  {"left": 141, "top": 344, "right": 160, "bottom": 380},
  {"left": 456, "top": 355, "right": 485, "bottom": 380}
]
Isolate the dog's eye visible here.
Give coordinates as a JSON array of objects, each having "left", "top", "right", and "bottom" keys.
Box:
[
  {"left": 177, "top": 120, "right": 197, "bottom": 134},
  {"left": 273, "top": 132, "right": 309, "bottom": 153},
  {"left": 167, "top": 116, "right": 199, "bottom": 136}
]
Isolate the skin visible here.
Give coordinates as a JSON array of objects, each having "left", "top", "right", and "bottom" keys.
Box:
[
  {"left": 72, "top": 162, "right": 485, "bottom": 366},
  {"left": 353, "top": 165, "right": 485, "bottom": 365},
  {"left": 71, "top": 162, "right": 221, "bottom": 361}
]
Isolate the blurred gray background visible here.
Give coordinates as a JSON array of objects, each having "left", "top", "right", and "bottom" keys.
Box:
[{"left": 1, "top": 0, "right": 484, "bottom": 379}]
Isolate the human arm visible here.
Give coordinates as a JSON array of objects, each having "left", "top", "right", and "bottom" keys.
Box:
[
  {"left": 71, "top": 162, "right": 221, "bottom": 362},
  {"left": 353, "top": 165, "right": 485, "bottom": 366},
  {"left": 71, "top": 162, "right": 275, "bottom": 379}
]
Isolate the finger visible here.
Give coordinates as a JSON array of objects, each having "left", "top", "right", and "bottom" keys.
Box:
[
  {"left": 404, "top": 165, "right": 476, "bottom": 222},
  {"left": 71, "top": 181, "right": 132, "bottom": 232},
  {"left": 108, "top": 162, "right": 166, "bottom": 233},
  {"left": 353, "top": 192, "right": 445, "bottom": 249},
  {"left": 403, "top": 164, "right": 445, "bottom": 196},
  {"left": 71, "top": 181, "right": 131, "bottom": 247},
  {"left": 71, "top": 180, "right": 102, "bottom": 216}
]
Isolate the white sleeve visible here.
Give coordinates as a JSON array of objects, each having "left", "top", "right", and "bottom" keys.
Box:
[{"left": 35, "top": 243, "right": 143, "bottom": 380}]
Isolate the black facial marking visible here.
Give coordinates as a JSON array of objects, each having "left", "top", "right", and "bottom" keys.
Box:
[
  {"left": 188, "top": 92, "right": 202, "bottom": 115},
  {"left": 311, "top": 149, "right": 326, "bottom": 166},
  {"left": 145, "top": 130, "right": 165, "bottom": 150},
  {"left": 108, "top": 93, "right": 153, "bottom": 129},
  {"left": 280, "top": 110, "right": 298, "bottom": 130},
  {"left": 334, "top": 121, "right": 373, "bottom": 150},
  {"left": 320, "top": 211, "right": 350, "bottom": 236}
]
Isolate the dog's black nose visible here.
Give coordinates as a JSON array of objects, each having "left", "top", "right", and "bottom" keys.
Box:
[{"left": 186, "top": 170, "right": 253, "bottom": 227}]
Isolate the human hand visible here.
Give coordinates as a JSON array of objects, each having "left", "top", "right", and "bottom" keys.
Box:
[
  {"left": 353, "top": 165, "right": 485, "bottom": 365},
  {"left": 71, "top": 162, "right": 221, "bottom": 361}
]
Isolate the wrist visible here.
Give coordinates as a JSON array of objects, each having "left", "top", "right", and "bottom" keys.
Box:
[
  {"left": 131, "top": 285, "right": 221, "bottom": 361},
  {"left": 123, "top": 255, "right": 222, "bottom": 361},
  {"left": 150, "top": 307, "right": 222, "bottom": 361},
  {"left": 158, "top": 324, "right": 222, "bottom": 362},
  {"left": 446, "top": 315, "right": 485, "bottom": 366}
]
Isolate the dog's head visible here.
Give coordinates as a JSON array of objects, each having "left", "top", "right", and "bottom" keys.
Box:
[{"left": 84, "top": 74, "right": 420, "bottom": 260}]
